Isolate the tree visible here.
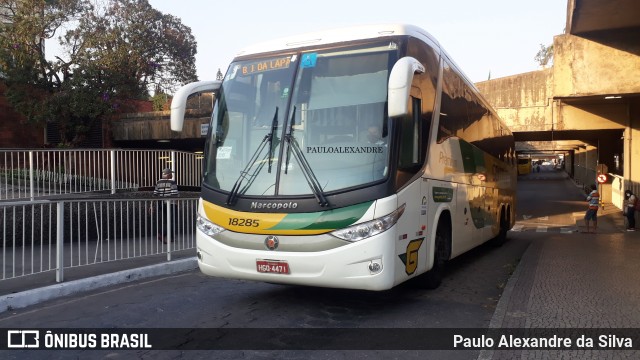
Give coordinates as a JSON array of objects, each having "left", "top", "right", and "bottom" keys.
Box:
[
  {"left": 534, "top": 43, "right": 554, "bottom": 68},
  {"left": 151, "top": 87, "right": 168, "bottom": 111},
  {"left": 0, "top": 0, "right": 198, "bottom": 146}
]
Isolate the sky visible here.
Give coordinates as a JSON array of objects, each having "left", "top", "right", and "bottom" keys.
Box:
[
  {"left": 47, "top": 0, "right": 568, "bottom": 85},
  {"left": 146, "top": 0, "right": 568, "bottom": 84}
]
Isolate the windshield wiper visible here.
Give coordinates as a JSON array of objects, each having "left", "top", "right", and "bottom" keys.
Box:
[
  {"left": 267, "top": 107, "right": 279, "bottom": 173},
  {"left": 226, "top": 108, "right": 278, "bottom": 205},
  {"left": 283, "top": 106, "right": 329, "bottom": 207}
]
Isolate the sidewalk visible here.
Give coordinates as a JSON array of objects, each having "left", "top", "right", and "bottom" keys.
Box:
[
  {"left": 0, "top": 251, "right": 198, "bottom": 314},
  {"left": 575, "top": 201, "right": 629, "bottom": 234},
  {"left": 481, "top": 205, "right": 640, "bottom": 359}
]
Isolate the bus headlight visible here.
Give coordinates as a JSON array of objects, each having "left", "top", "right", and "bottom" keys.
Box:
[
  {"left": 197, "top": 215, "right": 225, "bottom": 237},
  {"left": 331, "top": 204, "right": 405, "bottom": 242}
]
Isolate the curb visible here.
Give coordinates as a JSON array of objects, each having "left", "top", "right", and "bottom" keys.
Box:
[
  {"left": 0, "top": 257, "right": 198, "bottom": 314},
  {"left": 476, "top": 241, "right": 528, "bottom": 360}
]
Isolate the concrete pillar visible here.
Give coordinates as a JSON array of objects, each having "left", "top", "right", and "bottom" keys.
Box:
[
  {"left": 575, "top": 147, "right": 586, "bottom": 188},
  {"left": 573, "top": 146, "right": 599, "bottom": 191},
  {"left": 586, "top": 146, "right": 597, "bottom": 188},
  {"left": 628, "top": 99, "right": 640, "bottom": 196},
  {"left": 566, "top": 150, "right": 575, "bottom": 178}
]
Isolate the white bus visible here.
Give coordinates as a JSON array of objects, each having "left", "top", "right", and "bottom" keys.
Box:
[{"left": 171, "top": 24, "right": 516, "bottom": 291}]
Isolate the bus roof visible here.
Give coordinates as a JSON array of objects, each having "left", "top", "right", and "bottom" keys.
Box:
[
  {"left": 234, "top": 23, "right": 442, "bottom": 58},
  {"left": 232, "top": 23, "right": 483, "bottom": 115}
]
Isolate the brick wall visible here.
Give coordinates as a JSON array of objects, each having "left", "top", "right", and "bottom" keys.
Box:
[{"left": 0, "top": 82, "right": 45, "bottom": 148}]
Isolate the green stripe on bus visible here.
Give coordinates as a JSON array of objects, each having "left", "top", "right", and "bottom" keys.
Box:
[
  {"left": 459, "top": 139, "right": 486, "bottom": 174},
  {"left": 266, "top": 201, "right": 374, "bottom": 231}
]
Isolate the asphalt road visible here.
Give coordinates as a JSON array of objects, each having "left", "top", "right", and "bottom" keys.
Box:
[{"left": 1, "top": 168, "right": 583, "bottom": 360}]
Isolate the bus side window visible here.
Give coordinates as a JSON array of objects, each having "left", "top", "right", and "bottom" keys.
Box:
[
  {"left": 399, "top": 96, "right": 422, "bottom": 168},
  {"left": 396, "top": 96, "right": 422, "bottom": 189}
]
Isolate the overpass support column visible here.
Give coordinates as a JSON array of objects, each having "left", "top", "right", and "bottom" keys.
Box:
[
  {"left": 585, "top": 146, "right": 597, "bottom": 188},
  {"left": 626, "top": 109, "right": 640, "bottom": 196},
  {"left": 574, "top": 146, "right": 597, "bottom": 191},
  {"left": 574, "top": 147, "right": 586, "bottom": 188},
  {"left": 565, "top": 150, "right": 574, "bottom": 178}
]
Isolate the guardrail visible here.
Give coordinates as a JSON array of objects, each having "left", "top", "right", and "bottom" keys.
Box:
[
  {"left": 0, "top": 149, "right": 203, "bottom": 200},
  {"left": 0, "top": 196, "right": 198, "bottom": 284}
]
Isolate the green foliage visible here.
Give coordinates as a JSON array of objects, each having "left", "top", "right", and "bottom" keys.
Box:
[
  {"left": 0, "top": 0, "right": 198, "bottom": 145},
  {"left": 151, "top": 92, "right": 167, "bottom": 111},
  {"left": 534, "top": 43, "right": 554, "bottom": 68}
]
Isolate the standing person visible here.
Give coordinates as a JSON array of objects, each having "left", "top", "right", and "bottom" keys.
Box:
[
  {"left": 623, "top": 190, "right": 636, "bottom": 231},
  {"left": 584, "top": 184, "right": 599, "bottom": 234},
  {"left": 154, "top": 168, "right": 178, "bottom": 242}
]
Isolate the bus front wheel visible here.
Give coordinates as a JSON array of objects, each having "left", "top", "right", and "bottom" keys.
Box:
[{"left": 419, "top": 218, "right": 451, "bottom": 289}]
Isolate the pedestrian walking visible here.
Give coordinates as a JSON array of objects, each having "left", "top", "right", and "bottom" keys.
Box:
[
  {"left": 623, "top": 189, "right": 637, "bottom": 231},
  {"left": 583, "top": 184, "right": 599, "bottom": 234}
]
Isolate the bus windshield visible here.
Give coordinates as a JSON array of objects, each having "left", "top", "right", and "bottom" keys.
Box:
[{"left": 203, "top": 42, "right": 398, "bottom": 199}]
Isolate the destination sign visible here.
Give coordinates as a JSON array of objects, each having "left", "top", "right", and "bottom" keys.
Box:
[{"left": 241, "top": 57, "right": 292, "bottom": 75}]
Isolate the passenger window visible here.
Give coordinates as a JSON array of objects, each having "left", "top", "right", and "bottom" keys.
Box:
[{"left": 399, "top": 97, "right": 422, "bottom": 168}]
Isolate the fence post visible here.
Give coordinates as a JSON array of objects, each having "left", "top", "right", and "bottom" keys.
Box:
[
  {"left": 171, "top": 151, "right": 176, "bottom": 181},
  {"left": 56, "top": 201, "right": 65, "bottom": 282},
  {"left": 166, "top": 199, "right": 172, "bottom": 262},
  {"left": 110, "top": 150, "right": 116, "bottom": 194},
  {"left": 29, "top": 151, "right": 34, "bottom": 201}
]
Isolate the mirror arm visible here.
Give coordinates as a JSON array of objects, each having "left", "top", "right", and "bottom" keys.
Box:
[
  {"left": 388, "top": 57, "right": 424, "bottom": 118},
  {"left": 170, "top": 80, "right": 222, "bottom": 132}
]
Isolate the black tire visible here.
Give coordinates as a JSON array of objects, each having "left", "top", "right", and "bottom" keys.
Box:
[
  {"left": 420, "top": 219, "right": 450, "bottom": 289},
  {"left": 490, "top": 208, "right": 509, "bottom": 247}
]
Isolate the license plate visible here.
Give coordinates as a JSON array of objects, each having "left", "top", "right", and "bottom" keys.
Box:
[{"left": 256, "top": 260, "right": 290, "bottom": 274}]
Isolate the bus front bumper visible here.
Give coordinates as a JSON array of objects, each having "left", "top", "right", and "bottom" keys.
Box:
[{"left": 195, "top": 230, "right": 397, "bottom": 291}]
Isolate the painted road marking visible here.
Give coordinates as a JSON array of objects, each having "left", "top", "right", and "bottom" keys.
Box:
[{"left": 511, "top": 224, "right": 578, "bottom": 233}]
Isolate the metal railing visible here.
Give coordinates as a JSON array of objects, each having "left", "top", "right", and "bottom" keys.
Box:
[
  {"left": 0, "top": 149, "right": 203, "bottom": 200},
  {"left": 0, "top": 196, "right": 198, "bottom": 284}
]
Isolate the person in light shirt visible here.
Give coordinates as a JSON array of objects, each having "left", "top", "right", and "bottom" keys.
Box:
[{"left": 583, "top": 184, "right": 599, "bottom": 234}]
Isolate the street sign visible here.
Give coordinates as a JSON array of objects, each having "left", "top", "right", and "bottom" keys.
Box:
[
  {"left": 597, "top": 174, "right": 607, "bottom": 184},
  {"left": 200, "top": 124, "right": 209, "bottom": 137}
]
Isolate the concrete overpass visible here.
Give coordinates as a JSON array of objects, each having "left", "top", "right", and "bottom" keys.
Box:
[{"left": 477, "top": 0, "right": 640, "bottom": 208}]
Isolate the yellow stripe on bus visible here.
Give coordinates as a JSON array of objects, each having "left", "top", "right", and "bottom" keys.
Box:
[{"left": 202, "top": 201, "right": 334, "bottom": 235}]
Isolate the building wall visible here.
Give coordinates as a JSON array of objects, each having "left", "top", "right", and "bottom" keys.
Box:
[
  {"left": 556, "top": 102, "right": 627, "bottom": 130},
  {"left": 111, "top": 93, "right": 214, "bottom": 142},
  {"left": 476, "top": 69, "right": 554, "bottom": 132},
  {"left": 476, "top": 31, "right": 640, "bottom": 208},
  {"left": 553, "top": 33, "right": 640, "bottom": 97},
  {"left": 0, "top": 82, "right": 45, "bottom": 148},
  {"left": 626, "top": 98, "right": 640, "bottom": 196},
  {"left": 111, "top": 110, "right": 209, "bottom": 141}
]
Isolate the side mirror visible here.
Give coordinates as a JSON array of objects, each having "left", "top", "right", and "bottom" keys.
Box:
[
  {"left": 170, "top": 80, "right": 222, "bottom": 132},
  {"left": 387, "top": 57, "right": 425, "bottom": 118}
]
